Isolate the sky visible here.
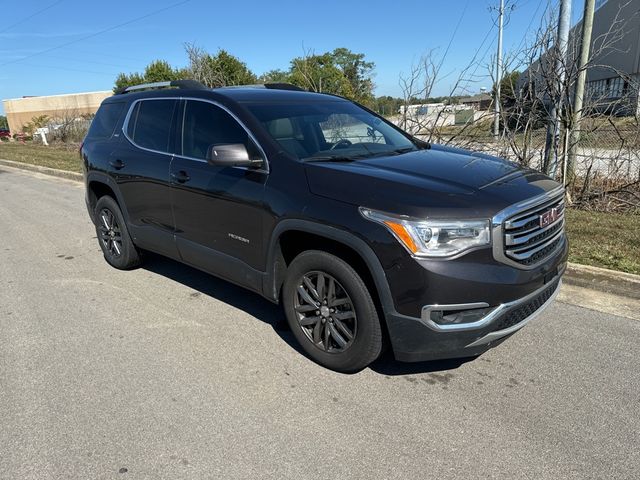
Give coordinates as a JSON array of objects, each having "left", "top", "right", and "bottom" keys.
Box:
[{"left": 0, "top": 0, "right": 587, "bottom": 115}]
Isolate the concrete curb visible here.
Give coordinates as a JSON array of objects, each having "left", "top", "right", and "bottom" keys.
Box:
[
  {"left": 0, "top": 158, "right": 82, "bottom": 182},
  {"left": 1, "top": 157, "right": 638, "bottom": 299},
  {"left": 564, "top": 262, "right": 640, "bottom": 300}
]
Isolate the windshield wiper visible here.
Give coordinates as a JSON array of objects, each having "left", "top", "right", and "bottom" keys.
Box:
[
  {"left": 306, "top": 154, "right": 367, "bottom": 162},
  {"left": 306, "top": 156, "right": 354, "bottom": 163},
  {"left": 391, "top": 146, "right": 417, "bottom": 155}
]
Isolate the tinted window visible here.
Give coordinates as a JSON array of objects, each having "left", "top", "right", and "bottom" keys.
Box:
[
  {"left": 127, "top": 99, "right": 177, "bottom": 153},
  {"left": 248, "top": 101, "right": 415, "bottom": 160},
  {"left": 181, "top": 100, "right": 261, "bottom": 160},
  {"left": 86, "top": 102, "right": 125, "bottom": 139}
]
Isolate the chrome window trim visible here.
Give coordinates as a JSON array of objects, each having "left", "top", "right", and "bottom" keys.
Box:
[
  {"left": 121, "top": 97, "right": 180, "bottom": 157},
  {"left": 121, "top": 96, "right": 269, "bottom": 174},
  {"left": 491, "top": 186, "right": 566, "bottom": 270}
]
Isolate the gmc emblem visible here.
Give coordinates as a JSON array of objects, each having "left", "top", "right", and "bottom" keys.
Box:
[{"left": 539, "top": 207, "right": 559, "bottom": 228}]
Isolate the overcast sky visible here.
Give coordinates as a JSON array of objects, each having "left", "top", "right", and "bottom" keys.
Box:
[{"left": 0, "top": 0, "right": 587, "bottom": 115}]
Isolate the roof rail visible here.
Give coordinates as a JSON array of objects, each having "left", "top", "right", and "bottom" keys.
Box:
[
  {"left": 217, "top": 83, "right": 306, "bottom": 92},
  {"left": 263, "top": 83, "right": 305, "bottom": 92},
  {"left": 114, "top": 79, "right": 207, "bottom": 95}
]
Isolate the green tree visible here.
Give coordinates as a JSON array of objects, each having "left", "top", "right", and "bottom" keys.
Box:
[
  {"left": 330, "top": 48, "right": 375, "bottom": 105},
  {"left": 373, "top": 96, "right": 403, "bottom": 116},
  {"left": 208, "top": 49, "right": 256, "bottom": 86},
  {"left": 493, "top": 70, "right": 521, "bottom": 107},
  {"left": 289, "top": 52, "right": 349, "bottom": 95},
  {"left": 185, "top": 44, "right": 257, "bottom": 88},
  {"left": 113, "top": 60, "right": 186, "bottom": 92},
  {"left": 0, "top": 115, "right": 8, "bottom": 129},
  {"left": 258, "top": 69, "right": 291, "bottom": 84},
  {"left": 287, "top": 48, "right": 375, "bottom": 105}
]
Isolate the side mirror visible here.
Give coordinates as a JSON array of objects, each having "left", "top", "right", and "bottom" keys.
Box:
[{"left": 206, "top": 143, "right": 262, "bottom": 168}]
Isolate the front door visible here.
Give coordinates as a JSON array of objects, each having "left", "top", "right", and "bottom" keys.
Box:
[{"left": 170, "top": 99, "right": 268, "bottom": 290}]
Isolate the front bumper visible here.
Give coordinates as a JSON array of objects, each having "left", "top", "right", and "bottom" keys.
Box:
[{"left": 386, "top": 267, "right": 564, "bottom": 363}]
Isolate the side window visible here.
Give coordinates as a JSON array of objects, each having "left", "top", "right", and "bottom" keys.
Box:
[
  {"left": 181, "top": 100, "right": 261, "bottom": 161},
  {"left": 127, "top": 99, "right": 177, "bottom": 153},
  {"left": 86, "top": 102, "right": 125, "bottom": 139}
]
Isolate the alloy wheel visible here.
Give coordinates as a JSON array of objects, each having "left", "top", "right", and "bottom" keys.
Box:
[
  {"left": 294, "top": 271, "right": 357, "bottom": 353},
  {"left": 98, "top": 208, "right": 123, "bottom": 257}
]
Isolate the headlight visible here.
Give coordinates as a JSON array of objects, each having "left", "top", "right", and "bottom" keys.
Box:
[{"left": 360, "top": 207, "right": 491, "bottom": 258}]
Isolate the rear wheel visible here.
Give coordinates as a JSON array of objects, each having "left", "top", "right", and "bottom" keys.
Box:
[
  {"left": 94, "top": 196, "right": 141, "bottom": 270},
  {"left": 283, "top": 250, "right": 382, "bottom": 372}
]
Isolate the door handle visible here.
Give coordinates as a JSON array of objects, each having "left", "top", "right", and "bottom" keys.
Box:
[
  {"left": 109, "top": 159, "right": 125, "bottom": 170},
  {"left": 171, "top": 170, "right": 190, "bottom": 183}
]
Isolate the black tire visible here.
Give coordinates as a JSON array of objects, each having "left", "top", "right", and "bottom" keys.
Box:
[
  {"left": 282, "top": 250, "right": 382, "bottom": 372},
  {"left": 94, "top": 196, "right": 142, "bottom": 270}
]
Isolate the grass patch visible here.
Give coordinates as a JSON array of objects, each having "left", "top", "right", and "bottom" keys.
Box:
[
  {"left": 0, "top": 142, "right": 82, "bottom": 173},
  {"left": 566, "top": 209, "right": 640, "bottom": 275}
]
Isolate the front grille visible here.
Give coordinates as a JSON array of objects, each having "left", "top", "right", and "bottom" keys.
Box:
[
  {"left": 492, "top": 280, "right": 559, "bottom": 332},
  {"left": 502, "top": 192, "right": 565, "bottom": 267}
]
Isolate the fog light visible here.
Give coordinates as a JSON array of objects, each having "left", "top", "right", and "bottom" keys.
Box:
[{"left": 430, "top": 307, "right": 495, "bottom": 325}]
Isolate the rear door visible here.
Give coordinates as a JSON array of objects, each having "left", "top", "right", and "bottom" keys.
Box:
[
  {"left": 170, "top": 99, "right": 268, "bottom": 290},
  {"left": 109, "top": 98, "right": 180, "bottom": 258}
]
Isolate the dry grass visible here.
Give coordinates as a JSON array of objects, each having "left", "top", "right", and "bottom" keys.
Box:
[
  {"left": 565, "top": 209, "right": 640, "bottom": 275},
  {"left": 0, "top": 142, "right": 82, "bottom": 173}
]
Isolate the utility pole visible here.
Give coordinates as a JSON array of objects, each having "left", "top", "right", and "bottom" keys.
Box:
[
  {"left": 543, "top": 0, "right": 572, "bottom": 177},
  {"left": 567, "top": 0, "right": 596, "bottom": 184},
  {"left": 493, "top": 0, "right": 504, "bottom": 138}
]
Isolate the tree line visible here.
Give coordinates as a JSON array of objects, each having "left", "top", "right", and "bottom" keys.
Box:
[
  {"left": 114, "top": 45, "right": 377, "bottom": 107},
  {"left": 113, "top": 44, "right": 501, "bottom": 115}
]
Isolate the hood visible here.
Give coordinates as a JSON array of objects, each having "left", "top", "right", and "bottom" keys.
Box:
[{"left": 304, "top": 144, "right": 560, "bottom": 218}]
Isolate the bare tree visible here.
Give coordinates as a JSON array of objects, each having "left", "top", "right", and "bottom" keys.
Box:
[{"left": 393, "top": 1, "right": 640, "bottom": 213}]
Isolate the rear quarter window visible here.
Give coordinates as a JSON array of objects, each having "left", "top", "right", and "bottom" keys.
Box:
[
  {"left": 126, "top": 99, "right": 177, "bottom": 153},
  {"left": 86, "top": 102, "right": 125, "bottom": 139}
]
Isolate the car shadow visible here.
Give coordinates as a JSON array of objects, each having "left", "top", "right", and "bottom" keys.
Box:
[
  {"left": 141, "top": 251, "right": 297, "bottom": 346},
  {"left": 368, "top": 353, "right": 477, "bottom": 376},
  {"left": 141, "top": 252, "right": 479, "bottom": 376}
]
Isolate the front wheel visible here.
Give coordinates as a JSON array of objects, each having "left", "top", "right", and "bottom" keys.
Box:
[{"left": 282, "top": 250, "right": 382, "bottom": 372}]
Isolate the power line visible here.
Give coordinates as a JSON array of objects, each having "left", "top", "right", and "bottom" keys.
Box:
[
  {"left": 20, "top": 62, "right": 117, "bottom": 76},
  {"left": 434, "top": 0, "right": 471, "bottom": 80},
  {"left": 44, "top": 54, "right": 135, "bottom": 69},
  {"left": 458, "top": 23, "right": 496, "bottom": 94},
  {"left": 0, "top": 0, "right": 66, "bottom": 35},
  {"left": 0, "top": 0, "right": 191, "bottom": 68}
]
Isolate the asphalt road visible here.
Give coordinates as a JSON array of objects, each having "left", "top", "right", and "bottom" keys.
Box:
[{"left": 1, "top": 166, "right": 639, "bottom": 480}]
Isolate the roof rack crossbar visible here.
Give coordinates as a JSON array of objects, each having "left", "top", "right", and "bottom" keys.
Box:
[
  {"left": 216, "top": 83, "right": 306, "bottom": 92},
  {"left": 263, "top": 83, "right": 305, "bottom": 91},
  {"left": 115, "top": 79, "right": 207, "bottom": 95}
]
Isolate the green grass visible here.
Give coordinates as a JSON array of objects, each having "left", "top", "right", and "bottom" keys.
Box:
[
  {"left": 566, "top": 209, "right": 640, "bottom": 275},
  {"left": 0, "top": 142, "right": 82, "bottom": 173},
  {"left": 1, "top": 142, "right": 638, "bottom": 274}
]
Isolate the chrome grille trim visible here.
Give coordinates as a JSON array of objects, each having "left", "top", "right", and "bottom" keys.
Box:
[
  {"left": 505, "top": 216, "right": 565, "bottom": 246},
  {"left": 505, "top": 201, "right": 565, "bottom": 230},
  {"left": 492, "top": 186, "right": 566, "bottom": 270},
  {"left": 506, "top": 228, "right": 565, "bottom": 260}
]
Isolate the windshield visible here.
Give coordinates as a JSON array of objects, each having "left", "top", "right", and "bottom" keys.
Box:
[{"left": 246, "top": 100, "right": 417, "bottom": 161}]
